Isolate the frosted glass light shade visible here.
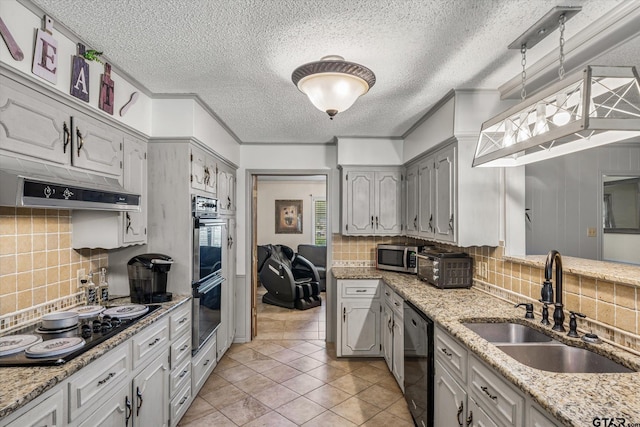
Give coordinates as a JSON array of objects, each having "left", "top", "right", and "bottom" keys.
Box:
[
  {"left": 297, "top": 73, "right": 369, "bottom": 117},
  {"left": 292, "top": 56, "right": 376, "bottom": 119}
]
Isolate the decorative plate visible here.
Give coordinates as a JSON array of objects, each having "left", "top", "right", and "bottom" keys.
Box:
[
  {"left": 68, "top": 305, "right": 105, "bottom": 318},
  {"left": 102, "top": 304, "right": 149, "bottom": 319},
  {"left": 0, "top": 335, "right": 43, "bottom": 356},
  {"left": 25, "top": 337, "right": 85, "bottom": 358}
]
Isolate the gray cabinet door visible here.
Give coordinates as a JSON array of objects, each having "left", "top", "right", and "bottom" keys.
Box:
[
  {"left": 123, "top": 136, "right": 147, "bottom": 245},
  {"left": 382, "top": 303, "right": 393, "bottom": 370},
  {"left": 434, "top": 145, "right": 456, "bottom": 242},
  {"left": 133, "top": 351, "right": 170, "bottom": 427},
  {"left": 434, "top": 360, "right": 467, "bottom": 427},
  {"left": 341, "top": 300, "right": 381, "bottom": 356},
  {"left": 345, "top": 171, "right": 375, "bottom": 234},
  {"left": 418, "top": 156, "right": 435, "bottom": 238},
  {"left": 217, "top": 166, "right": 231, "bottom": 213},
  {"left": 190, "top": 146, "right": 207, "bottom": 191},
  {"left": 375, "top": 171, "right": 402, "bottom": 234},
  {"left": 405, "top": 164, "right": 419, "bottom": 235},
  {"left": 0, "top": 75, "right": 70, "bottom": 165},
  {"left": 72, "top": 114, "right": 123, "bottom": 176}
]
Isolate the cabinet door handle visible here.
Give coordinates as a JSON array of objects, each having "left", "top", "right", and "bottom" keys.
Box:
[
  {"left": 441, "top": 347, "right": 453, "bottom": 357},
  {"left": 136, "top": 386, "right": 144, "bottom": 416},
  {"left": 371, "top": 215, "right": 374, "bottom": 228},
  {"left": 125, "top": 396, "right": 132, "bottom": 427},
  {"left": 481, "top": 386, "right": 498, "bottom": 401},
  {"left": 375, "top": 216, "right": 379, "bottom": 228},
  {"left": 466, "top": 411, "right": 473, "bottom": 426},
  {"left": 449, "top": 214, "right": 454, "bottom": 233},
  {"left": 97, "top": 371, "right": 115, "bottom": 386},
  {"left": 126, "top": 212, "right": 132, "bottom": 234},
  {"left": 457, "top": 401, "right": 464, "bottom": 427},
  {"left": 179, "top": 344, "right": 189, "bottom": 352},
  {"left": 227, "top": 196, "right": 231, "bottom": 209},
  {"left": 63, "top": 121, "right": 70, "bottom": 153},
  {"left": 179, "top": 369, "right": 189, "bottom": 378},
  {"left": 429, "top": 214, "right": 433, "bottom": 231},
  {"left": 204, "top": 167, "right": 210, "bottom": 185},
  {"left": 414, "top": 215, "right": 417, "bottom": 228},
  {"left": 343, "top": 307, "right": 346, "bottom": 322},
  {"left": 203, "top": 358, "right": 210, "bottom": 366},
  {"left": 76, "top": 127, "right": 84, "bottom": 157},
  {"left": 355, "top": 289, "right": 366, "bottom": 293},
  {"left": 178, "top": 317, "right": 188, "bottom": 324}
]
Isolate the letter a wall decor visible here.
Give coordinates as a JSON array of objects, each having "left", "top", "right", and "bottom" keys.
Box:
[
  {"left": 70, "top": 43, "right": 89, "bottom": 102},
  {"left": 32, "top": 15, "right": 58, "bottom": 84},
  {"left": 99, "top": 62, "right": 114, "bottom": 115}
]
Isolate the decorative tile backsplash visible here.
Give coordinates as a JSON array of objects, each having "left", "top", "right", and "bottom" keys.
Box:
[
  {"left": 331, "top": 234, "right": 640, "bottom": 353},
  {"left": 0, "top": 207, "right": 107, "bottom": 319}
]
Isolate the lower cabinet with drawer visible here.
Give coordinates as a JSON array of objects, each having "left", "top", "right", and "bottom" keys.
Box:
[
  {"left": 168, "top": 303, "right": 192, "bottom": 427},
  {"left": 192, "top": 332, "right": 217, "bottom": 396},
  {"left": 337, "top": 280, "right": 382, "bottom": 357},
  {"left": 434, "top": 325, "right": 562, "bottom": 427}
]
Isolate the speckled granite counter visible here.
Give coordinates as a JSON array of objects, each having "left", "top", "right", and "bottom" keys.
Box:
[
  {"left": 332, "top": 267, "right": 640, "bottom": 427},
  {"left": 0, "top": 296, "right": 190, "bottom": 420}
]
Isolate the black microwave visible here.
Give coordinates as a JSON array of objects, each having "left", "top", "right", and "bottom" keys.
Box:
[{"left": 376, "top": 244, "right": 423, "bottom": 274}]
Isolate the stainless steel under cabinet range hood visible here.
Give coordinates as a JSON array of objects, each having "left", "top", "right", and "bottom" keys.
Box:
[{"left": 0, "top": 156, "right": 140, "bottom": 211}]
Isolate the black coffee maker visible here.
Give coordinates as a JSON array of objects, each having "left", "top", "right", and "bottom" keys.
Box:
[{"left": 127, "top": 253, "right": 174, "bottom": 303}]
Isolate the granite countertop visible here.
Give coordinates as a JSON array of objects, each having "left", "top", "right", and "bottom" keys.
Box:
[
  {"left": 0, "top": 296, "right": 191, "bottom": 420},
  {"left": 332, "top": 267, "right": 640, "bottom": 427}
]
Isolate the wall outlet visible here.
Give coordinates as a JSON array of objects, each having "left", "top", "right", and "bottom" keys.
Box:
[
  {"left": 478, "top": 262, "right": 488, "bottom": 279},
  {"left": 76, "top": 268, "right": 86, "bottom": 289},
  {"left": 587, "top": 227, "right": 597, "bottom": 237}
]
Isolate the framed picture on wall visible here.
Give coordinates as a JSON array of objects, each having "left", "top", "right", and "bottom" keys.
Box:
[{"left": 275, "top": 200, "right": 303, "bottom": 234}]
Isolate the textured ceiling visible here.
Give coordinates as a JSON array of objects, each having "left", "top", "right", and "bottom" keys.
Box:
[{"left": 30, "top": 0, "right": 635, "bottom": 143}]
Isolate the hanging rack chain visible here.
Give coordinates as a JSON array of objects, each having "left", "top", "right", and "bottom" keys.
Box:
[
  {"left": 520, "top": 44, "right": 527, "bottom": 100},
  {"left": 558, "top": 14, "right": 566, "bottom": 80}
]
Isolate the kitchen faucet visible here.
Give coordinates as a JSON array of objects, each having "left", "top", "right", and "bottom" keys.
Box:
[{"left": 541, "top": 250, "right": 565, "bottom": 332}]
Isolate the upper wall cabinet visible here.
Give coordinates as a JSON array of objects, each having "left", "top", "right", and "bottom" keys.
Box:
[
  {"left": 342, "top": 167, "right": 403, "bottom": 236},
  {"left": 191, "top": 146, "right": 217, "bottom": 195},
  {"left": 217, "top": 162, "right": 236, "bottom": 215},
  {"left": 0, "top": 72, "right": 123, "bottom": 177}
]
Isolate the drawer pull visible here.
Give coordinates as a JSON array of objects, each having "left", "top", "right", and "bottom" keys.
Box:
[
  {"left": 179, "top": 395, "right": 188, "bottom": 405},
  {"left": 179, "top": 344, "right": 189, "bottom": 352},
  {"left": 481, "top": 386, "right": 498, "bottom": 401},
  {"left": 179, "top": 369, "right": 189, "bottom": 378},
  {"left": 178, "top": 317, "right": 188, "bottom": 324},
  {"left": 441, "top": 347, "right": 453, "bottom": 357},
  {"left": 355, "top": 289, "right": 367, "bottom": 293},
  {"left": 148, "top": 337, "right": 161, "bottom": 346},
  {"left": 97, "top": 372, "right": 116, "bottom": 386},
  {"left": 203, "top": 359, "right": 210, "bottom": 366}
]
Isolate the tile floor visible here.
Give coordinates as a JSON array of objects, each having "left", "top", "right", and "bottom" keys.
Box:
[{"left": 178, "top": 287, "right": 413, "bottom": 426}]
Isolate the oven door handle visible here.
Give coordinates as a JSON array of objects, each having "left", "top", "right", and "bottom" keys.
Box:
[{"left": 195, "top": 277, "right": 225, "bottom": 297}]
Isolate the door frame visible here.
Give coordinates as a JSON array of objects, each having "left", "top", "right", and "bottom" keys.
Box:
[{"left": 244, "top": 169, "right": 334, "bottom": 342}]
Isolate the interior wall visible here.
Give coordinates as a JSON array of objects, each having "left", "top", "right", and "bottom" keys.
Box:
[
  {"left": 257, "top": 180, "right": 326, "bottom": 249},
  {"left": 525, "top": 142, "right": 640, "bottom": 262}
]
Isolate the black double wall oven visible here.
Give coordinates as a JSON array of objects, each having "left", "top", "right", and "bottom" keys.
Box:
[{"left": 192, "top": 196, "right": 225, "bottom": 354}]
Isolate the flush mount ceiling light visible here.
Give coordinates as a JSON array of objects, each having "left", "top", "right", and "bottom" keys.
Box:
[
  {"left": 472, "top": 7, "right": 640, "bottom": 167},
  {"left": 292, "top": 55, "right": 376, "bottom": 120}
]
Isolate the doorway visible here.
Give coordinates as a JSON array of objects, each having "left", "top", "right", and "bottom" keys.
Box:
[{"left": 248, "top": 172, "right": 331, "bottom": 341}]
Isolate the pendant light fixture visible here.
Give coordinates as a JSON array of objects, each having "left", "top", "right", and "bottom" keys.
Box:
[
  {"left": 472, "top": 6, "right": 640, "bottom": 167},
  {"left": 292, "top": 55, "right": 376, "bottom": 119}
]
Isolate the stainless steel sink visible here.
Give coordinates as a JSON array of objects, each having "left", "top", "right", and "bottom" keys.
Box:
[
  {"left": 497, "top": 344, "right": 633, "bottom": 373},
  {"left": 462, "top": 322, "right": 634, "bottom": 373},
  {"left": 463, "top": 322, "right": 554, "bottom": 343}
]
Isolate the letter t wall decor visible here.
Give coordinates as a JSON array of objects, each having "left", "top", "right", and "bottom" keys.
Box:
[{"left": 99, "top": 62, "right": 114, "bottom": 115}]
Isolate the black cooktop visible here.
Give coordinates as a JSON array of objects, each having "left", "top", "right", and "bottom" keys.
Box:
[{"left": 0, "top": 305, "right": 160, "bottom": 367}]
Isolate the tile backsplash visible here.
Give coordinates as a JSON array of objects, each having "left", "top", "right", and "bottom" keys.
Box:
[
  {"left": 0, "top": 207, "right": 107, "bottom": 321},
  {"left": 331, "top": 234, "right": 640, "bottom": 352}
]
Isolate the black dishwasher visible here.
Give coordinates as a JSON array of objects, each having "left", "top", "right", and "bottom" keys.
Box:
[{"left": 404, "top": 300, "right": 434, "bottom": 427}]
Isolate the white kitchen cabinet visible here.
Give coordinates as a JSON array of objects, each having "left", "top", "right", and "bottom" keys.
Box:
[
  {"left": 381, "top": 285, "right": 404, "bottom": 389},
  {"left": 77, "top": 382, "right": 130, "bottom": 427},
  {"left": 411, "top": 144, "right": 456, "bottom": 242},
  {"left": 405, "top": 163, "right": 419, "bottom": 235},
  {"left": 217, "top": 163, "right": 236, "bottom": 214},
  {"left": 434, "top": 359, "right": 467, "bottom": 427},
  {"left": 133, "top": 350, "right": 170, "bottom": 427},
  {"left": 122, "top": 135, "right": 147, "bottom": 245},
  {"left": 3, "top": 389, "right": 64, "bottom": 427},
  {"left": 527, "top": 403, "right": 562, "bottom": 427},
  {"left": 69, "top": 132, "right": 147, "bottom": 249},
  {"left": 226, "top": 217, "right": 237, "bottom": 346},
  {"left": 342, "top": 167, "right": 403, "bottom": 235},
  {"left": 467, "top": 395, "right": 499, "bottom": 427},
  {"left": 192, "top": 332, "right": 217, "bottom": 395},
  {"left": 0, "top": 72, "right": 124, "bottom": 177},
  {"left": 168, "top": 303, "right": 192, "bottom": 427},
  {"left": 190, "top": 146, "right": 217, "bottom": 194},
  {"left": 169, "top": 384, "right": 192, "bottom": 427},
  {"left": 337, "top": 280, "right": 381, "bottom": 357},
  {"left": 132, "top": 316, "right": 170, "bottom": 370}
]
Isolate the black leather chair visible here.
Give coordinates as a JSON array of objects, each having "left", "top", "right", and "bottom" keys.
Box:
[
  {"left": 297, "top": 244, "right": 326, "bottom": 292},
  {"left": 257, "top": 244, "right": 322, "bottom": 310}
]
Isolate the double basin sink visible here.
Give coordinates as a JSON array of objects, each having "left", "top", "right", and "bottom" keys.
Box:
[{"left": 462, "top": 322, "right": 634, "bottom": 374}]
